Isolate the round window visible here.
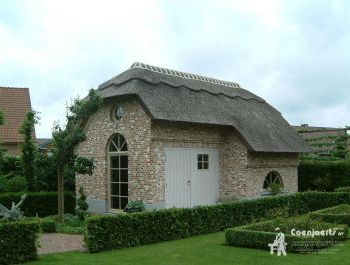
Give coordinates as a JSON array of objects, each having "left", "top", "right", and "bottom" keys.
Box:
[{"left": 115, "top": 106, "right": 124, "bottom": 120}]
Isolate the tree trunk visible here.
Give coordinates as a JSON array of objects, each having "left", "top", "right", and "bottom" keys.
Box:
[{"left": 57, "top": 166, "right": 64, "bottom": 223}]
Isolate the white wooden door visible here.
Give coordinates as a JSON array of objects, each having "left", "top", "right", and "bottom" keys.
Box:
[{"left": 165, "top": 148, "right": 219, "bottom": 208}]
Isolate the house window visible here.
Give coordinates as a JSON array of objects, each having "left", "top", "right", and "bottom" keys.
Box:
[
  {"left": 263, "top": 171, "right": 283, "bottom": 190},
  {"left": 109, "top": 133, "right": 128, "bottom": 210},
  {"left": 115, "top": 106, "right": 124, "bottom": 120},
  {"left": 197, "top": 154, "right": 209, "bottom": 170}
]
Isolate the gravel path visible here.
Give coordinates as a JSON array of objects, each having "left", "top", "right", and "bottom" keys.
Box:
[{"left": 38, "top": 233, "right": 85, "bottom": 255}]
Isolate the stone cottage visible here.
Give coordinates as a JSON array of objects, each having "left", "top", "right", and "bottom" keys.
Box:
[{"left": 76, "top": 62, "right": 311, "bottom": 213}]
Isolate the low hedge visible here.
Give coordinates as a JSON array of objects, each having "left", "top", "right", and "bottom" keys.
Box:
[
  {"left": 0, "top": 220, "right": 40, "bottom": 264},
  {"left": 85, "top": 191, "right": 350, "bottom": 253},
  {"left": 225, "top": 217, "right": 348, "bottom": 253},
  {"left": 0, "top": 192, "right": 75, "bottom": 217},
  {"left": 310, "top": 204, "right": 350, "bottom": 225},
  {"left": 298, "top": 161, "right": 350, "bottom": 191},
  {"left": 335, "top": 186, "right": 350, "bottom": 192}
]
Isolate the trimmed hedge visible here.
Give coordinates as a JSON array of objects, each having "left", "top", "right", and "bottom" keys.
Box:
[
  {"left": 298, "top": 161, "right": 350, "bottom": 191},
  {"left": 85, "top": 191, "right": 350, "bottom": 253},
  {"left": 225, "top": 217, "right": 348, "bottom": 253},
  {"left": 0, "top": 220, "right": 40, "bottom": 264},
  {"left": 335, "top": 186, "right": 350, "bottom": 192},
  {"left": 310, "top": 204, "right": 350, "bottom": 225},
  {"left": 0, "top": 192, "right": 75, "bottom": 217}
]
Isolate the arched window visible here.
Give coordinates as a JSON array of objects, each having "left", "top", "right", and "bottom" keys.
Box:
[
  {"left": 263, "top": 171, "right": 283, "bottom": 190},
  {"left": 109, "top": 133, "right": 128, "bottom": 210}
]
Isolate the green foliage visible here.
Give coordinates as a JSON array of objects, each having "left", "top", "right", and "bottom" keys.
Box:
[
  {"left": 335, "top": 186, "right": 350, "bottom": 192},
  {"left": 84, "top": 191, "right": 350, "bottom": 253},
  {"left": 0, "top": 192, "right": 75, "bottom": 217},
  {"left": 298, "top": 161, "right": 350, "bottom": 191},
  {"left": 0, "top": 220, "right": 40, "bottom": 265},
  {"left": 52, "top": 89, "right": 102, "bottom": 222},
  {"left": 225, "top": 217, "right": 348, "bottom": 253},
  {"left": 0, "top": 155, "right": 22, "bottom": 177},
  {"left": 76, "top": 187, "right": 89, "bottom": 220},
  {"left": 44, "top": 214, "right": 85, "bottom": 234},
  {"left": 268, "top": 183, "right": 283, "bottom": 195},
  {"left": 125, "top": 200, "right": 145, "bottom": 212},
  {"left": 20, "top": 111, "right": 39, "bottom": 191},
  {"left": 5, "top": 176, "right": 27, "bottom": 192},
  {"left": 310, "top": 204, "right": 350, "bottom": 225},
  {"left": 40, "top": 219, "right": 56, "bottom": 233}
]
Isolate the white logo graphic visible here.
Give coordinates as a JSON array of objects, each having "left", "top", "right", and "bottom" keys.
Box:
[{"left": 268, "top": 227, "right": 287, "bottom": 256}]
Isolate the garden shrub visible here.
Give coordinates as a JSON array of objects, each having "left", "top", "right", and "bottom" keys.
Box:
[
  {"left": 0, "top": 192, "right": 75, "bottom": 217},
  {"left": 225, "top": 217, "right": 348, "bottom": 253},
  {"left": 335, "top": 186, "right": 350, "bottom": 192},
  {"left": 85, "top": 191, "right": 350, "bottom": 253},
  {"left": 0, "top": 220, "right": 40, "bottom": 264},
  {"left": 310, "top": 204, "right": 350, "bottom": 225},
  {"left": 5, "top": 176, "right": 27, "bottom": 192},
  {"left": 40, "top": 219, "right": 56, "bottom": 233},
  {"left": 298, "top": 160, "right": 350, "bottom": 191}
]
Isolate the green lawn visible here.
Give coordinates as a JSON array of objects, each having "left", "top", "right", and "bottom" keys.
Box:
[{"left": 26, "top": 232, "right": 350, "bottom": 265}]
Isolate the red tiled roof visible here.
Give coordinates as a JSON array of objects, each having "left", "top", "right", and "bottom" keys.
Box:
[{"left": 0, "top": 87, "right": 35, "bottom": 143}]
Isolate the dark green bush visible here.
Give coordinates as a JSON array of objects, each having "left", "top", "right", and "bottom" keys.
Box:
[
  {"left": 0, "top": 220, "right": 40, "bottom": 264},
  {"left": 0, "top": 192, "right": 75, "bottom": 217},
  {"left": 310, "top": 204, "right": 350, "bottom": 225},
  {"left": 335, "top": 186, "right": 350, "bottom": 192},
  {"left": 298, "top": 161, "right": 350, "bottom": 191},
  {"left": 40, "top": 219, "right": 56, "bottom": 233},
  {"left": 6, "top": 176, "right": 27, "bottom": 192},
  {"left": 85, "top": 191, "right": 350, "bottom": 253},
  {"left": 225, "top": 217, "right": 348, "bottom": 253}
]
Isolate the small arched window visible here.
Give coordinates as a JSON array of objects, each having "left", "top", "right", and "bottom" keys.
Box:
[
  {"left": 109, "top": 133, "right": 128, "bottom": 152},
  {"left": 263, "top": 171, "right": 283, "bottom": 190}
]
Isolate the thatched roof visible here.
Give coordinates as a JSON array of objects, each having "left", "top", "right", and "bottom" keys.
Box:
[{"left": 98, "top": 62, "right": 311, "bottom": 153}]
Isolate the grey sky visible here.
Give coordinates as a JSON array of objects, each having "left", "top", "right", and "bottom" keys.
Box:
[{"left": 0, "top": 0, "right": 349, "bottom": 138}]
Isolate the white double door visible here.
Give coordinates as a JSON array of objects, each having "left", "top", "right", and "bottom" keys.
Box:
[{"left": 165, "top": 148, "right": 219, "bottom": 208}]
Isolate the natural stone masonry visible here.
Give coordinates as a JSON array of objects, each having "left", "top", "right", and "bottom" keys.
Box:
[{"left": 77, "top": 98, "right": 299, "bottom": 213}]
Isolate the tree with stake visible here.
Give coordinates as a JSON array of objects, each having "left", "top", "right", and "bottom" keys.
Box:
[
  {"left": 20, "top": 111, "right": 39, "bottom": 191},
  {"left": 52, "top": 89, "right": 102, "bottom": 222}
]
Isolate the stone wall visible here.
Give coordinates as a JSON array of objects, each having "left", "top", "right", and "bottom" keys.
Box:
[
  {"left": 77, "top": 97, "right": 300, "bottom": 212},
  {"left": 76, "top": 97, "right": 153, "bottom": 212}
]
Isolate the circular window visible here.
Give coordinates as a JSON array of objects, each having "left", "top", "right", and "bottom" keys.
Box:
[
  {"left": 263, "top": 171, "right": 283, "bottom": 190},
  {"left": 115, "top": 106, "right": 124, "bottom": 120}
]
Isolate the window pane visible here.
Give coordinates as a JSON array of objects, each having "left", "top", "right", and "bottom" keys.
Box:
[
  {"left": 197, "top": 154, "right": 203, "bottom": 162},
  {"left": 121, "top": 141, "right": 128, "bottom": 151},
  {"left": 109, "top": 140, "right": 117, "bottom": 152},
  {"left": 203, "top": 162, "right": 209, "bottom": 169},
  {"left": 111, "top": 196, "right": 120, "bottom": 209},
  {"left": 120, "top": 156, "right": 128, "bottom": 168},
  {"left": 120, "top": 169, "right": 128, "bottom": 182},
  {"left": 111, "top": 156, "right": 119, "bottom": 168},
  {"left": 198, "top": 162, "right": 202, "bottom": 170},
  {"left": 111, "top": 170, "right": 119, "bottom": 182},
  {"left": 121, "top": 184, "right": 128, "bottom": 196},
  {"left": 203, "top": 154, "right": 209, "bottom": 162},
  {"left": 121, "top": 197, "right": 128, "bottom": 209},
  {"left": 111, "top": 183, "right": 119, "bottom": 196}
]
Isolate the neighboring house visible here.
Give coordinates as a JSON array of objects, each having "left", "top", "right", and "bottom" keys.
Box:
[
  {"left": 76, "top": 62, "right": 311, "bottom": 213},
  {"left": 36, "top": 138, "right": 53, "bottom": 153},
  {"left": 293, "top": 124, "right": 349, "bottom": 156},
  {"left": 0, "top": 87, "right": 35, "bottom": 155}
]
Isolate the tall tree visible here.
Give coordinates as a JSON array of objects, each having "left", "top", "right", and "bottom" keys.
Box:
[
  {"left": 20, "top": 111, "right": 39, "bottom": 191},
  {"left": 52, "top": 89, "right": 102, "bottom": 222},
  {"left": 0, "top": 109, "right": 5, "bottom": 159}
]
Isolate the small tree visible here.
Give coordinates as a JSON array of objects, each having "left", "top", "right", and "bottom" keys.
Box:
[
  {"left": 20, "top": 111, "right": 39, "bottom": 191},
  {"left": 52, "top": 89, "right": 102, "bottom": 222},
  {"left": 0, "top": 109, "right": 5, "bottom": 159}
]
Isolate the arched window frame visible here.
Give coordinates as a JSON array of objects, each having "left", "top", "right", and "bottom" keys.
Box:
[
  {"left": 263, "top": 171, "right": 284, "bottom": 191},
  {"left": 108, "top": 133, "right": 128, "bottom": 210}
]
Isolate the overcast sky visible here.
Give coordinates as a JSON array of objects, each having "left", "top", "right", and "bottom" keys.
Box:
[{"left": 1, "top": 0, "right": 349, "bottom": 138}]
